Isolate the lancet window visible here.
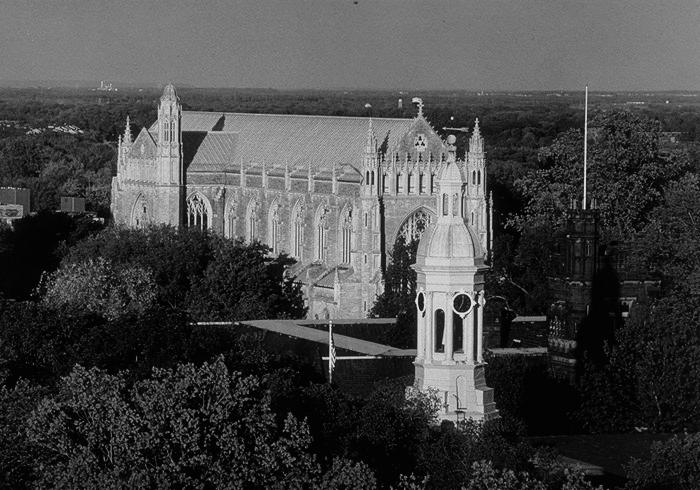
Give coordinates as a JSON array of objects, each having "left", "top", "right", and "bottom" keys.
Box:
[
  {"left": 434, "top": 309, "right": 445, "bottom": 353},
  {"left": 340, "top": 206, "right": 353, "bottom": 264},
  {"left": 407, "top": 173, "right": 414, "bottom": 194},
  {"left": 186, "top": 193, "right": 210, "bottom": 230},
  {"left": 315, "top": 205, "right": 329, "bottom": 262},
  {"left": 246, "top": 199, "right": 259, "bottom": 242},
  {"left": 268, "top": 201, "right": 281, "bottom": 254},
  {"left": 291, "top": 200, "right": 304, "bottom": 259},
  {"left": 442, "top": 194, "right": 449, "bottom": 216},
  {"left": 382, "top": 174, "right": 389, "bottom": 194},
  {"left": 419, "top": 173, "right": 426, "bottom": 194},
  {"left": 224, "top": 201, "right": 237, "bottom": 238}
]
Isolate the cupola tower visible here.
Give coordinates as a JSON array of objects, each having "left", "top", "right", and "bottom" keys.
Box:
[{"left": 413, "top": 134, "right": 498, "bottom": 421}]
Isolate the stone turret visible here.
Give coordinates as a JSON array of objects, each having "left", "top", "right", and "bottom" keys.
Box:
[
  {"left": 466, "top": 119, "right": 487, "bottom": 256},
  {"left": 361, "top": 119, "right": 379, "bottom": 197},
  {"left": 157, "top": 83, "right": 182, "bottom": 185},
  {"left": 413, "top": 136, "right": 498, "bottom": 421}
]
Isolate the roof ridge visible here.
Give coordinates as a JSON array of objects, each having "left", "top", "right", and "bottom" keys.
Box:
[{"left": 182, "top": 110, "right": 413, "bottom": 122}]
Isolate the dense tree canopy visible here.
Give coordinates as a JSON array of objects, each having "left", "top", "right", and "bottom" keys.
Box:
[{"left": 63, "top": 226, "right": 306, "bottom": 320}]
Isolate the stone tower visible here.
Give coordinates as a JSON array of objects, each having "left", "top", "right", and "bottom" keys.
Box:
[
  {"left": 156, "top": 83, "right": 184, "bottom": 225},
  {"left": 413, "top": 135, "right": 498, "bottom": 422},
  {"left": 359, "top": 119, "right": 384, "bottom": 313}
]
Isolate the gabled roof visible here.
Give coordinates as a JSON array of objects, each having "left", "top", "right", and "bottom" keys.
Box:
[{"left": 151, "top": 111, "right": 426, "bottom": 173}]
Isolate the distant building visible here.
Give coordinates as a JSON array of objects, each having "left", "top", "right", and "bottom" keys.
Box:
[
  {"left": 0, "top": 187, "right": 30, "bottom": 225},
  {"left": 60, "top": 196, "right": 86, "bottom": 214},
  {"left": 112, "top": 84, "right": 491, "bottom": 319},
  {"left": 547, "top": 205, "right": 660, "bottom": 380}
]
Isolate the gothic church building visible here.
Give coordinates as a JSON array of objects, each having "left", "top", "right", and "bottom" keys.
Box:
[{"left": 111, "top": 85, "right": 490, "bottom": 319}]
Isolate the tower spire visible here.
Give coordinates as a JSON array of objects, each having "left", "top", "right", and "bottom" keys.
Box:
[{"left": 124, "top": 115, "right": 132, "bottom": 145}]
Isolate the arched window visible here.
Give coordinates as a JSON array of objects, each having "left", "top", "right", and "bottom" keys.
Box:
[
  {"left": 471, "top": 212, "right": 475, "bottom": 226},
  {"left": 430, "top": 173, "right": 436, "bottom": 194},
  {"left": 472, "top": 170, "right": 477, "bottom": 185},
  {"left": 442, "top": 194, "right": 448, "bottom": 216},
  {"left": 396, "top": 173, "right": 404, "bottom": 194},
  {"left": 315, "top": 205, "right": 329, "bottom": 262},
  {"left": 453, "top": 313, "right": 464, "bottom": 353},
  {"left": 291, "top": 200, "right": 304, "bottom": 259},
  {"left": 477, "top": 170, "right": 481, "bottom": 186},
  {"left": 224, "top": 200, "right": 237, "bottom": 238},
  {"left": 131, "top": 194, "right": 149, "bottom": 229},
  {"left": 419, "top": 173, "right": 425, "bottom": 194},
  {"left": 397, "top": 208, "right": 434, "bottom": 243},
  {"left": 268, "top": 201, "right": 281, "bottom": 254},
  {"left": 382, "top": 174, "right": 389, "bottom": 193},
  {"left": 434, "top": 309, "right": 445, "bottom": 353},
  {"left": 371, "top": 171, "right": 375, "bottom": 185},
  {"left": 187, "top": 193, "right": 210, "bottom": 230},
  {"left": 366, "top": 170, "right": 370, "bottom": 184},
  {"left": 246, "top": 199, "right": 259, "bottom": 242},
  {"left": 407, "top": 173, "right": 414, "bottom": 194},
  {"left": 340, "top": 206, "right": 353, "bottom": 264}
]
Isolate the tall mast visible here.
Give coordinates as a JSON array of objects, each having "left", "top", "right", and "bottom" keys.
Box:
[{"left": 583, "top": 85, "right": 588, "bottom": 210}]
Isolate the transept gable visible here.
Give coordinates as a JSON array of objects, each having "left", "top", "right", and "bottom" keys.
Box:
[
  {"left": 131, "top": 128, "right": 157, "bottom": 159},
  {"left": 390, "top": 117, "right": 447, "bottom": 164}
]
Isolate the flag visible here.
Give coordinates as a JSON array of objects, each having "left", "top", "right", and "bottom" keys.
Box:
[{"left": 328, "top": 320, "right": 336, "bottom": 383}]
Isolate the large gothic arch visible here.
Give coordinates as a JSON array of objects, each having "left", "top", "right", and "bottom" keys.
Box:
[{"left": 395, "top": 206, "right": 436, "bottom": 245}]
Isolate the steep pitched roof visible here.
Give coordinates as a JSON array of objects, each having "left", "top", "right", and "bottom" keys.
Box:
[
  {"left": 151, "top": 112, "right": 421, "bottom": 173},
  {"left": 183, "top": 131, "right": 238, "bottom": 172}
]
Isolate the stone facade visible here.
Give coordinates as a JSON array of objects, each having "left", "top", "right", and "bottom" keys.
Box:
[{"left": 111, "top": 85, "right": 490, "bottom": 319}]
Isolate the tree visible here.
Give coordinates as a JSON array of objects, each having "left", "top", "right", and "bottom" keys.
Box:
[
  {"left": 625, "top": 433, "right": 700, "bottom": 490},
  {"left": 187, "top": 237, "right": 306, "bottom": 321},
  {"left": 0, "top": 211, "right": 104, "bottom": 299},
  {"left": 64, "top": 226, "right": 306, "bottom": 320},
  {"left": 514, "top": 111, "right": 692, "bottom": 240},
  {"left": 576, "top": 286, "right": 700, "bottom": 433},
  {"left": 27, "top": 358, "right": 325, "bottom": 489},
  {"left": 627, "top": 174, "right": 700, "bottom": 287},
  {"left": 370, "top": 238, "right": 419, "bottom": 347},
  {"left": 41, "top": 257, "right": 157, "bottom": 320}
]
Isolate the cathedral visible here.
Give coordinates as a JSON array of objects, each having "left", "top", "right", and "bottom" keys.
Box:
[{"left": 111, "top": 84, "right": 491, "bottom": 319}]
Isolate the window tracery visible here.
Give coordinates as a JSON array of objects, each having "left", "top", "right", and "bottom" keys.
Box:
[
  {"left": 315, "top": 205, "right": 330, "bottom": 262},
  {"left": 186, "top": 193, "right": 210, "bottom": 230},
  {"left": 291, "top": 200, "right": 304, "bottom": 259},
  {"left": 397, "top": 208, "right": 434, "bottom": 243}
]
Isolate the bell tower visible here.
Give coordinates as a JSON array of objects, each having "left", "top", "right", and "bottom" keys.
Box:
[{"left": 413, "top": 135, "right": 498, "bottom": 422}]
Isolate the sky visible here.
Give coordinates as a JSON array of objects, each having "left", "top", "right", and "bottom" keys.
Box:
[{"left": 0, "top": 0, "right": 698, "bottom": 90}]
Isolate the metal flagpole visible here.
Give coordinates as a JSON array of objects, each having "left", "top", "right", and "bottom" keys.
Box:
[
  {"left": 328, "top": 320, "right": 334, "bottom": 384},
  {"left": 583, "top": 85, "right": 588, "bottom": 210}
]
